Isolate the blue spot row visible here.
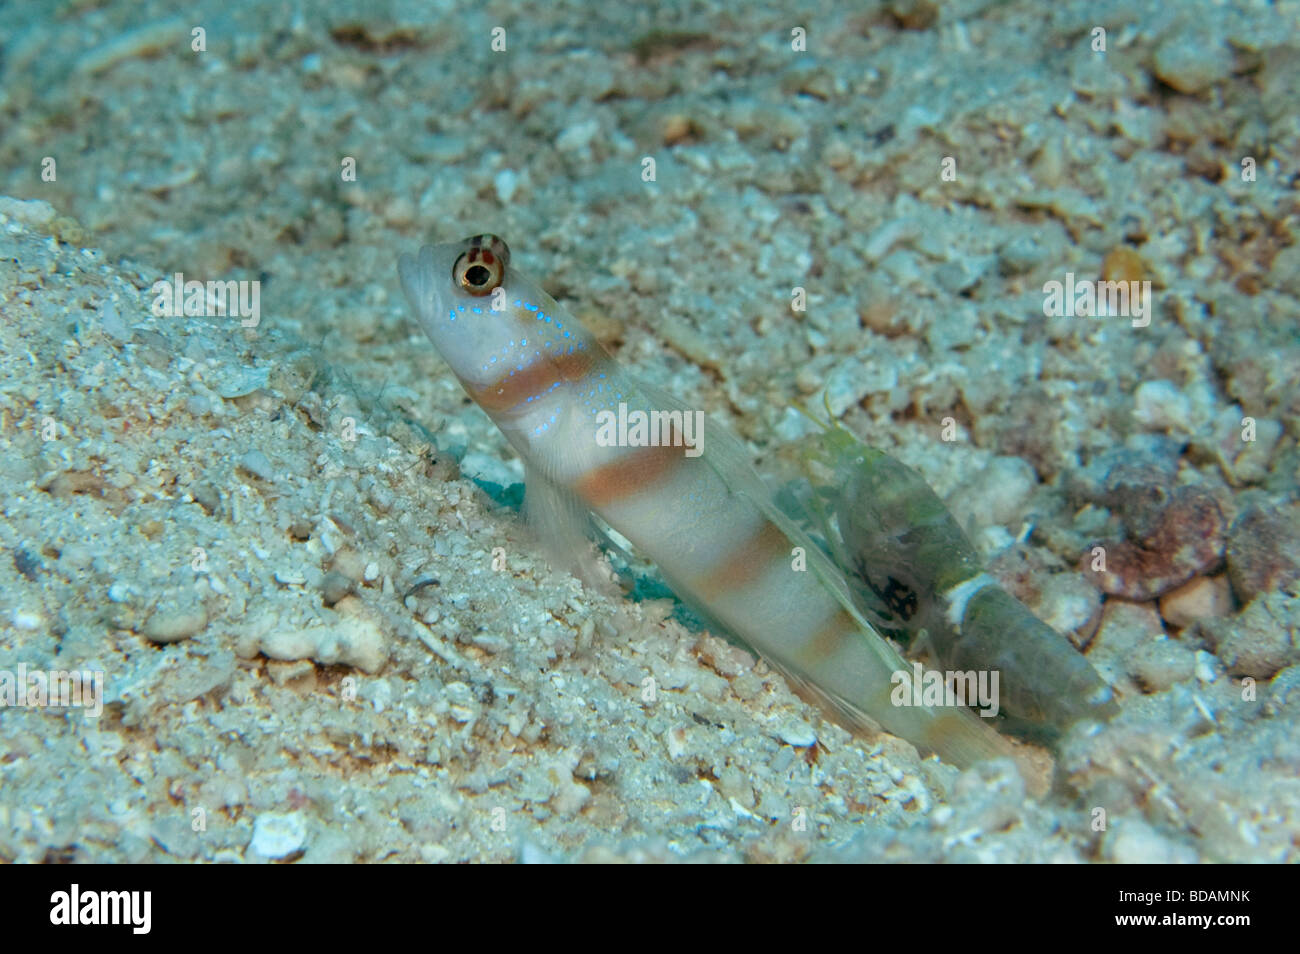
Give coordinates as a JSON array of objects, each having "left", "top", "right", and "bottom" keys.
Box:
[{"left": 531, "top": 411, "right": 559, "bottom": 436}]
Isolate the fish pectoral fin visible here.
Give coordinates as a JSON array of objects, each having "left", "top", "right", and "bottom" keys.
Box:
[{"left": 522, "top": 460, "right": 616, "bottom": 592}]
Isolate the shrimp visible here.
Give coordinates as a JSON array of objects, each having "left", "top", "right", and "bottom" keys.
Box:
[{"left": 779, "top": 412, "right": 1119, "bottom": 741}]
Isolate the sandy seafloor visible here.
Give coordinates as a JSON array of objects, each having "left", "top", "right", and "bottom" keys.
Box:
[{"left": 0, "top": 0, "right": 1296, "bottom": 863}]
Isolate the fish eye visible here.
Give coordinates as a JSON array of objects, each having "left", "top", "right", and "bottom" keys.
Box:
[{"left": 452, "top": 233, "right": 510, "bottom": 296}]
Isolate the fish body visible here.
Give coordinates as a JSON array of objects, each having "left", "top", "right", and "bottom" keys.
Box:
[{"left": 399, "top": 234, "right": 1011, "bottom": 767}]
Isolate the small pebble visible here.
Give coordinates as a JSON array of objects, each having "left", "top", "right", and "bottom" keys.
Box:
[
  {"left": 998, "top": 234, "right": 1047, "bottom": 275},
  {"left": 493, "top": 169, "right": 519, "bottom": 204},
  {"left": 249, "top": 811, "right": 308, "bottom": 860},
  {"left": 1101, "top": 246, "right": 1146, "bottom": 284},
  {"left": 99, "top": 300, "right": 130, "bottom": 341},
  {"left": 259, "top": 606, "right": 387, "bottom": 673},
  {"left": 11, "top": 609, "right": 42, "bottom": 630},
  {"left": 212, "top": 366, "right": 270, "bottom": 400},
  {"left": 1036, "top": 573, "right": 1102, "bottom": 647},
  {"left": 238, "top": 449, "right": 275, "bottom": 482},
  {"left": 330, "top": 547, "right": 366, "bottom": 582},
  {"left": 952, "top": 456, "right": 1038, "bottom": 529},
  {"left": 190, "top": 482, "right": 221, "bottom": 515},
  {"left": 1129, "top": 637, "right": 1197, "bottom": 692},
  {"left": 1152, "top": 34, "right": 1234, "bottom": 94},
  {"left": 1200, "top": 592, "right": 1300, "bottom": 680},
  {"left": 1158, "top": 575, "right": 1232, "bottom": 629},
  {"left": 0, "top": 196, "right": 57, "bottom": 227},
  {"left": 661, "top": 114, "right": 693, "bottom": 145},
  {"left": 383, "top": 196, "right": 415, "bottom": 227},
  {"left": 556, "top": 118, "right": 600, "bottom": 153},
  {"left": 74, "top": 17, "right": 188, "bottom": 76},
  {"left": 142, "top": 601, "right": 208, "bottom": 643},
  {"left": 319, "top": 570, "right": 354, "bottom": 607},
  {"left": 774, "top": 716, "right": 817, "bottom": 747},
  {"left": 1133, "top": 380, "right": 1191, "bottom": 432},
  {"left": 823, "top": 359, "right": 870, "bottom": 417},
  {"left": 1105, "top": 816, "right": 1198, "bottom": 863},
  {"left": 1194, "top": 650, "right": 1220, "bottom": 684}
]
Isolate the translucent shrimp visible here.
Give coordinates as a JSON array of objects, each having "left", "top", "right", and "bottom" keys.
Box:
[{"left": 778, "top": 413, "right": 1119, "bottom": 741}]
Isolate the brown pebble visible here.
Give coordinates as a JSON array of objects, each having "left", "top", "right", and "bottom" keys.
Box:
[
  {"left": 1084, "top": 486, "right": 1226, "bottom": 600},
  {"left": 45, "top": 470, "right": 105, "bottom": 498},
  {"left": 661, "top": 115, "right": 694, "bottom": 146},
  {"left": 1158, "top": 575, "right": 1233, "bottom": 629},
  {"left": 1102, "top": 246, "right": 1146, "bottom": 284},
  {"left": 887, "top": 0, "right": 939, "bottom": 30},
  {"left": 1226, "top": 502, "right": 1300, "bottom": 603}
]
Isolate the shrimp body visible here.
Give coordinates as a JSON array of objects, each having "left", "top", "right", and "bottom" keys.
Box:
[
  {"left": 399, "top": 235, "right": 1011, "bottom": 767},
  {"left": 787, "top": 423, "right": 1118, "bottom": 738}
]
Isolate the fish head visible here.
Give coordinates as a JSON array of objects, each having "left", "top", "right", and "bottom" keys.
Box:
[{"left": 399, "top": 234, "right": 564, "bottom": 391}]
